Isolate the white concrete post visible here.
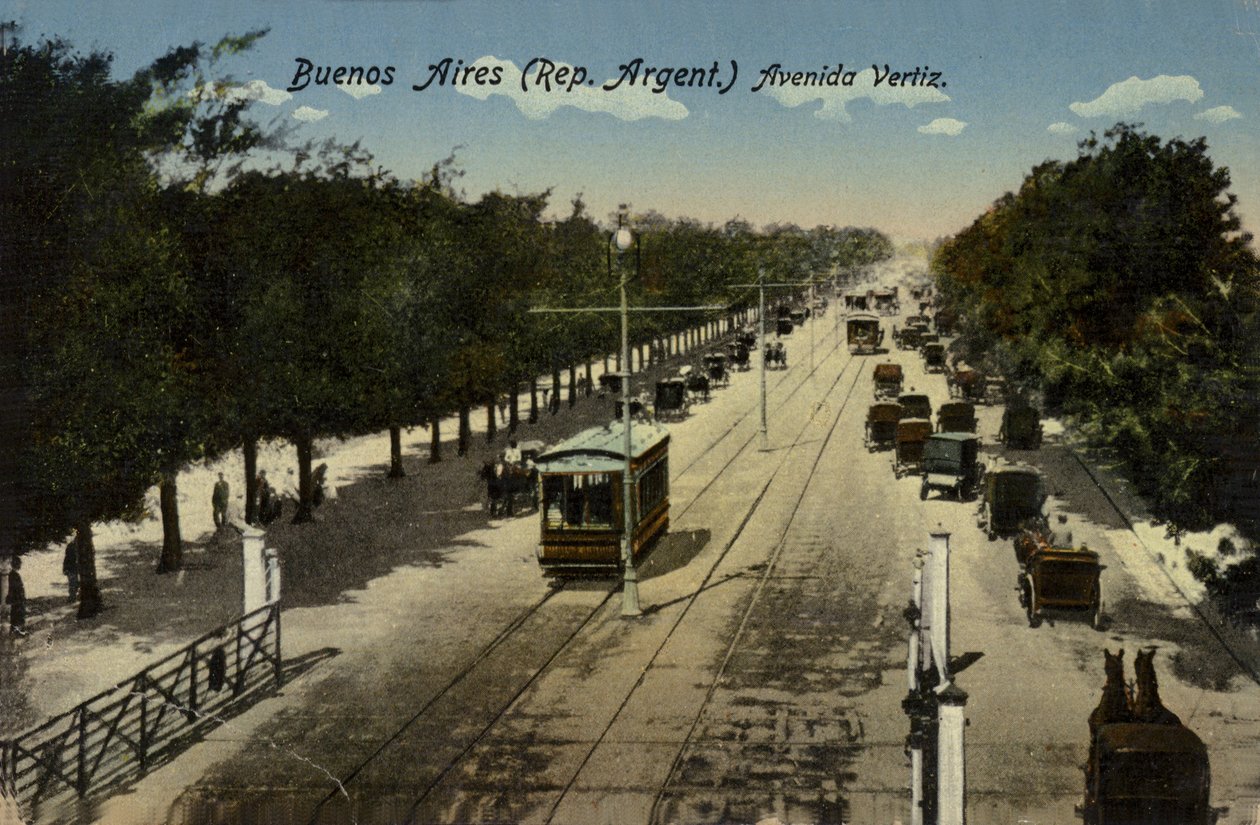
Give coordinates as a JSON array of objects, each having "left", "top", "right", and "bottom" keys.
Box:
[
  {"left": 264, "top": 546, "right": 281, "bottom": 606},
  {"left": 928, "top": 531, "right": 952, "bottom": 684},
  {"left": 241, "top": 524, "right": 268, "bottom": 615},
  {"left": 908, "top": 561, "right": 924, "bottom": 825},
  {"left": 936, "top": 682, "right": 968, "bottom": 825}
]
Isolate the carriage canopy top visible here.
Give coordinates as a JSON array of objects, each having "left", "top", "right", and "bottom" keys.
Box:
[{"left": 535, "top": 422, "right": 670, "bottom": 474}]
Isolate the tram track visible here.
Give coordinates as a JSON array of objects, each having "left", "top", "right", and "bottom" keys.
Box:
[
  {"left": 539, "top": 335, "right": 869, "bottom": 825},
  {"left": 303, "top": 314, "right": 859, "bottom": 824}
]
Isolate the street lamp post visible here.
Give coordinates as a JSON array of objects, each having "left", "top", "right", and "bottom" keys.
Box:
[
  {"left": 758, "top": 268, "right": 768, "bottom": 451},
  {"left": 613, "top": 225, "right": 641, "bottom": 617}
]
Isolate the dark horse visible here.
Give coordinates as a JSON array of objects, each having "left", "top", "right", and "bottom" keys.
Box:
[
  {"left": 1132, "top": 648, "right": 1181, "bottom": 726},
  {"left": 479, "top": 461, "right": 538, "bottom": 517},
  {"left": 1086, "top": 648, "right": 1134, "bottom": 810}
]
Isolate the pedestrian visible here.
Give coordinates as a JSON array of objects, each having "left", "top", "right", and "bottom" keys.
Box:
[
  {"left": 256, "top": 470, "right": 272, "bottom": 526},
  {"left": 8, "top": 555, "right": 27, "bottom": 637},
  {"left": 503, "top": 439, "right": 522, "bottom": 465},
  {"left": 312, "top": 463, "right": 328, "bottom": 508},
  {"left": 212, "top": 472, "right": 230, "bottom": 529},
  {"left": 63, "top": 537, "right": 79, "bottom": 603},
  {"left": 497, "top": 397, "right": 508, "bottom": 425}
]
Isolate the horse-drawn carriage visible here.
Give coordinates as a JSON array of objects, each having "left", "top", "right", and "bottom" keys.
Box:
[
  {"left": 727, "top": 340, "right": 751, "bottom": 371},
  {"left": 947, "top": 365, "right": 987, "bottom": 403},
  {"left": 979, "top": 464, "right": 1046, "bottom": 541},
  {"left": 1082, "top": 649, "right": 1211, "bottom": 825},
  {"left": 653, "top": 378, "right": 690, "bottom": 421},
  {"left": 1017, "top": 528, "right": 1103, "bottom": 629},
  {"left": 844, "top": 292, "right": 871, "bottom": 313},
  {"left": 480, "top": 459, "right": 539, "bottom": 517},
  {"left": 738, "top": 327, "right": 758, "bottom": 349},
  {"left": 790, "top": 308, "right": 807, "bottom": 327},
  {"left": 922, "top": 342, "right": 946, "bottom": 373},
  {"left": 935, "top": 401, "right": 976, "bottom": 433},
  {"left": 893, "top": 419, "right": 934, "bottom": 478},
  {"left": 812, "top": 298, "right": 828, "bottom": 317},
  {"left": 764, "top": 341, "right": 788, "bottom": 369},
  {"left": 847, "top": 314, "right": 883, "bottom": 354},
  {"left": 681, "top": 366, "right": 710, "bottom": 402},
  {"left": 919, "top": 433, "right": 984, "bottom": 501},
  {"left": 873, "top": 288, "right": 899, "bottom": 316},
  {"left": 598, "top": 372, "right": 624, "bottom": 397},
  {"left": 1000, "top": 405, "right": 1044, "bottom": 449},
  {"left": 865, "top": 403, "right": 902, "bottom": 451},
  {"left": 897, "top": 392, "right": 932, "bottom": 422},
  {"left": 873, "top": 363, "right": 903, "bottom": 400},
  {"left": 894, "top": 325, "right": 923, "bottom": 351},
  {"left": 775, "top": 317, "right": 795, "bottom": 336},
  {"left": 704, "top": 353, "right": 729, "bottom": 388}
]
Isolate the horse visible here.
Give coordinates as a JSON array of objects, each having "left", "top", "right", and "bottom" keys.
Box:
[
  {"left": 1132, "top": 648, "right": 1182, "bottom": 726},
  {"left": 685, "top": 372, "right": 710, "bottom": 402},
  {"left": 1086, "top": 648, "right": 1134, "bottom": 808}
]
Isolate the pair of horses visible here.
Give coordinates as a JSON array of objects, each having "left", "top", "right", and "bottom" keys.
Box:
[
  {"left": 478, "top": 461, "right": 538, "bottom": 517},
  {"left": 764, "top": 342, "right": 787, "bottom": 369}
]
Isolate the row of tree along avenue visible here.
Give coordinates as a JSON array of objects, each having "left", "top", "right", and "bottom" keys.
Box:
[
  {"left": 0, "top": 31, "right": 894, "bottom": 618},
  {"left": 932, "top": 123, "right": 1260, "bottom": 541}
]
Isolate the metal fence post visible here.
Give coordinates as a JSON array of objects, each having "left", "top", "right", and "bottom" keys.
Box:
[
  {"left": 273, "top": 604, "right": 283, "bottom": 688},
  {"left": 76, "top": 710, "right": 87, "bottom": 798}
]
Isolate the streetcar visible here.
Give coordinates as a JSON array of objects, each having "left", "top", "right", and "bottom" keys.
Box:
[
  {"left": 847, "top": 314, "right": 883, "bottom": 354},
  {"left": 534, "top": 422, "right": 670, "bottom": 575}
]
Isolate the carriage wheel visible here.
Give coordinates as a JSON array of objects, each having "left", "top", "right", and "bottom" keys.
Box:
[{"left": 1024, "top": 578, "right": 1040, "bottom": 627}]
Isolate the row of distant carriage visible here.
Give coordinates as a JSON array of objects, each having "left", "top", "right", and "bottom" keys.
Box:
[{"left": 863, "top": 358, "right": 1104, "bottom": 633}]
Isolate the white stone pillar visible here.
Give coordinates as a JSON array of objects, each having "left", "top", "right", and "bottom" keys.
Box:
[
  {"left": 264, "top": 546, "right": 281, "bottom": 606},
  {"left": 936, "top": 682, "right": 968, "bottom": 825},
  {"left": 241, "top": 524, "right": 268, "bottom": 615}
]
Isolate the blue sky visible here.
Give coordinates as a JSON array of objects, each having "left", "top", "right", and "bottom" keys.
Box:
[{"left": 8, "top": 0, "right": 1260, "bottom": 240}]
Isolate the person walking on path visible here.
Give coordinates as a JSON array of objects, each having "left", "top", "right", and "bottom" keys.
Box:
[
  {"left": 212, "top": 472, "right": 230, "bottom": 529},
  {"left": 255, "top": 470, "right": 272, "bottom": 526},
  {"left": 63, "top": 538, "right": 79, "bottom": 603},
  {"left": 8, "top": 555, "right": 27, "bottom": 637}
]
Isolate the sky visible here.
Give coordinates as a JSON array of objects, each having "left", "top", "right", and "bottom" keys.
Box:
[{"left": 7, "top": 0, "right": 1260, "bottom": 242}]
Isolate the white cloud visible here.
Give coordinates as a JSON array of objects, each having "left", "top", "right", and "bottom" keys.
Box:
[
  {"left": 1194, "top": 105, "right": 1242, "bottom": 123},
  {"left": 190, "top": 79, "right": 292, "bottom": 106},
  {"left": 338, "top": 82, "right": 382, "bottom": 100},
  {"left": 292, "top": 106, "right": 329, "bottom": 122},
  {"left": 225, "top": 79, "right": 292, "bottom": 106},
  {"left": 1047, "top": 121, "right": 1078, "bottom": 135},
  {"left": 759, "top": 66, "right": 950, "bottom": 122},
  {"left": 918, "top": 117, "right": 967, "bottom": 136},
  {"left": 455, "top": 56, "right": 687, "bottom": 121},
  {"left": 1069, "top": 75, "right": 1203, "bottom": 118}
]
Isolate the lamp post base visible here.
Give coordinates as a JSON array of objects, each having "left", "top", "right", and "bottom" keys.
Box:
[{"left": 621, "top": 558, "right": 643, "bottom": 618}]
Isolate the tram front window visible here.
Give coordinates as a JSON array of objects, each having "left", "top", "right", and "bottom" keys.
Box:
[{"left": 543, "top": 474, "right": 615, "bottom": 529}]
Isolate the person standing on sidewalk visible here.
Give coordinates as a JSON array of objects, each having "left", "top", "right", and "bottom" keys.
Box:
[
  {"left": 8, "top": 555, "right": 27, "bottom": 636},
  {"left": 212, "top": 472, "right": 230, "bottom": 529},
  {"left": 63, "top": 537, "right": 79, "bottom": 603}
]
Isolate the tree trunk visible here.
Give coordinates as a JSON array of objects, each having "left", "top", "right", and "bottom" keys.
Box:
[
  {"left": 568, "top": 364, "right": 577, "bottom": 407},
  {"left": 509, "top": 387, "right": 520, "bottom": 433},
  {"left": 244, "top": 437, "right": 258, "bottom": 525},
  {"left": 458, "top": 404, "right": 471, "bottom": 456},
  {"left": 389, "top": 425, "right": 406, "bottom": 478},
  {"left": 584, "top": 362, "right": 593, "bottom": 397},
  {"left": 604, "top": 353, "right": 610, "bottom": 373},
  {"left": 155, "top": 473, "right": 182, "bottom": 573},
  {"left": 429, "top": 419, "right": 442, "bottom": 463},
  {"left": 75, "top": 519, "right": 102, "bottom": 620},
  {"left": 529, "top": 379, "right": 539, "bottom": 424},
  {"left": 293, "top": 434, "right": 314, "bottom": 524},
  {"left": 550, "top": 368, "right": 561, "bottom": 415},
  {"left": 486, "top": 398, "right": 497, "bottom": 443}
]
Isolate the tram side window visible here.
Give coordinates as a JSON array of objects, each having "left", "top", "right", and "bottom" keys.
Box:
[
  {"left": 638, "top": 457, "right": 669, "bottom": 517},
  {"left": 543, "top": 473, "right": 615, "bottom": 529}
]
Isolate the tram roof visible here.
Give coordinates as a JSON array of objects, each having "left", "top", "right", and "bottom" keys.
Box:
[{"left": 535, "top": 422, "right": 670, "bottom": 473}]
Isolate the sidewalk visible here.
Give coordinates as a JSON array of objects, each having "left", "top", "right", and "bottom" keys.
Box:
[{"left": 0, "top": 318, "right": 749, "bottom": 820}]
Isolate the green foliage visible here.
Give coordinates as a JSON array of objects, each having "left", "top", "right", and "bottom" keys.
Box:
[{"left": 933, "top": 124, "right": 1260, "bottom": 530}]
